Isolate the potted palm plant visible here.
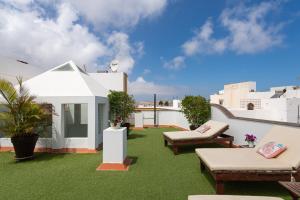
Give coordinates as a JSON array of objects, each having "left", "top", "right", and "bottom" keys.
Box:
[
  {"left": 108, "top": 91, "right": 135, "bottom": 135},
  {"left": 0, "top": 78, "right": 52, "bottom": 160}
]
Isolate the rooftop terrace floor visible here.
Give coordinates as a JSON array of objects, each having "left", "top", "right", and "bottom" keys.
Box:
[{"left": 0, "top": 128, "right": 290, "bottom": 200}]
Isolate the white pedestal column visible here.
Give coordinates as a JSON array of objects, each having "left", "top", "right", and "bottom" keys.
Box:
[{"left": 103, "top": 127, "right": 127, "bottom": 164}]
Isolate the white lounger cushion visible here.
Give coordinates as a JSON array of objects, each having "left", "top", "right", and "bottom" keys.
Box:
[
  {"left": 188, "top": 195, "right": 283, "bottom": 200},
  {"left": 195, "top": 148, "right": 291, "bottom": 171},
  {"left": 163, "top": 120, "right": 228, "bottom": 141},
  {"left": 255, "top": 125, "right": 300, "bottom": 169},
  {"left": 196, "top": 125, "right": 300, "bottom": 171}
]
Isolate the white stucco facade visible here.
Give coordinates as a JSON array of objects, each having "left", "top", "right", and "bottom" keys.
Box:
[
  {"left": 90, "top": 72, "right": 127, "bottom": 93},
  {"left": 0, "top": 60, "right": 126, "bottom": 151},
  {"left": 211, "top": 82, "right": 300, "bottom": 123}
]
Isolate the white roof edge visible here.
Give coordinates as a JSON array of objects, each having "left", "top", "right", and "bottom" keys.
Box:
[{"left": 21, "top": 60, "right": 108, "bottom": 97}]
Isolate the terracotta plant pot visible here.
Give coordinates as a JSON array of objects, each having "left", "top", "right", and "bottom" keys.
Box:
[{"left": 11, "top": 134, "right": 39, "bottom": 161}]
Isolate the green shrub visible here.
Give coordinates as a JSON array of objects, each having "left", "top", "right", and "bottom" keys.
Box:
[
  {"left": 108, "top": 91, "right": 135, "bottom": 122},
  {"left": 181, "top": 95, "right": 211, "bottom": 126}
]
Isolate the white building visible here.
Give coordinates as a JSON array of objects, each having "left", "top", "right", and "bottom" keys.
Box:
[
  {"left": 0, "top": 60, "right": 127, "bottom": 152},
  {"left": 210, "top": 82, "right": 300, "bottom": 123},
  {"left": 137, "top": 99, "right": 181, "bottom": 110}
]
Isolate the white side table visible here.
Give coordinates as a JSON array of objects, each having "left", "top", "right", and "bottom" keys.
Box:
[{"left": 102, "top": 127, "right": 127, "bottom": 164}]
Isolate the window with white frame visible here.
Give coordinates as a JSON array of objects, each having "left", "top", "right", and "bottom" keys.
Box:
[{"left": 63, "top": 104, "right": 88, "bottom": 138}]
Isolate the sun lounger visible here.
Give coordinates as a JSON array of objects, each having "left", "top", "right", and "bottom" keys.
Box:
[
  {"left": 188, "top": 195, "right": 283, "bottom": 200},
  {"left": 196, "top": 125, "right": 300, "bottom": 194},
  {"left": 163, "top": 120, "right": 232, "bottom": 155}
]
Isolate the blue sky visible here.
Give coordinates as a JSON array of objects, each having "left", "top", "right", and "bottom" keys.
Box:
[
  {"left": 130, "top": 0, "right": 300, "bottom": 99},
  {"left": 0, "top": 0, "right": 300, "bottom": 100}
]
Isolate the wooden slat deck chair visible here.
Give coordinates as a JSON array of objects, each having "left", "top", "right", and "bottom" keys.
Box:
[
  {"left": 188, "top": 195, "right": 283, "bottom": 200},
  {"left": 196, "top": 125, "right": 300, "bottom": 194},
  {"left": 163, "top": 120, "right": 232, "bottom": 155}
]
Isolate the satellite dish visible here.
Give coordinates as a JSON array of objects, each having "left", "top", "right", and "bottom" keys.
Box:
[{"left": 110, "top": 60, "right": 119, "bottom": 72}]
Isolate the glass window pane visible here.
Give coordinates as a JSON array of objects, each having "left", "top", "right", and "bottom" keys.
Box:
[
  {"left": 64, "top": 104, "right": 88, "bottom": 138},
  {"left": 52, "top": 64, "right": 74, "bottom": 71},
  {"left": 98, "top": 104, "right": 104, "bottom": 134}
]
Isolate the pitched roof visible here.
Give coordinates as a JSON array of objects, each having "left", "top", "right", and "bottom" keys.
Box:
[{"left": 23, "top": 61, "right": 108, "bottom": 97}]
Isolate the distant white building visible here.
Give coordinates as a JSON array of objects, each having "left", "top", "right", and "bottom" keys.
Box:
[
  {"left": 210, "top": 82, "right": 300, "bottom": 123},
  {"left": 0, "top": 60, "right": 127, "bottom": 152},
  {"left": 137, "top": 99, "right": 182, "bottom": 111}
]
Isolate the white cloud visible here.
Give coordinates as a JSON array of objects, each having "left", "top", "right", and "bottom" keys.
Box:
[
  {"left": 182, "top": 1, "right": 284, "bottom": 56},
  {"left": 182, "top": 20, "right": 227, "bottom": 56},
  {"left": 107, "top": 32, "right": 135, "bottom": 73},
  {"left": 134, "top": 41, "right": 145, "bottom": 57},
  {"left": 129, "top": 76, "right": 186, "bottom": 96},
  {"left": 221, "top": 2, "right": 283, "bottom": 54},
  {"left": 1, "top": 0, "right": 33, "bottom": 8},
  {"left": 142, "top": 69, "right": 151, "bottom": 75},
  {"left": 0, "top": 3, "right": 108, "bottom": 70},
  {"left": 163, "top": 56, "right": 185, "bottom": 70},
  {"left": 65, "top": 0, "right": 168, "bottom": 30},
  {"left": 0, "top": 0, "right": 168, "bottom": 74}
]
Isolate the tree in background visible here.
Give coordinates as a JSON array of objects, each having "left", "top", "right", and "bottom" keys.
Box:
[
  {"left": 181, "top": 95, "right": 211, "bottom": 130},
  {"left": 164, "top": 101, "right": 169, "bottom": 106},
  {"left": 158, "top": 100, "right": 164, "bottom": 106}
]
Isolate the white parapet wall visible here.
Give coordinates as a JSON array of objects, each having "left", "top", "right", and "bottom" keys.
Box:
[
  {"left": 132, "top": 109, "right": 190, "bottom": 130},
  {"left": 211, "top": 104, "right": 300, "bottom": 145},
  {"left": 134, "top": 112, "right": 144, "bottom": 128}
]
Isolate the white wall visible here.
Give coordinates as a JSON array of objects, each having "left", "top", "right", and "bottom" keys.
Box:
[
  {"left": 246, "top": 91, "right": 273, "bottom": 99},
  {"left": 210, "top": 94, "right": 224, "bottom": 104},
  {"left": 90, "top": 72, "right": 127, "bottom": 92},
  {"left": 284, "top": 89, "right": 300, "bottom": 98},
  {"left": 0, "top": 96, "right": 109, "bottom": 150},
  {"left": 211, "top": 105, "right": 300, "bottom": 145},
  {"left": 133, "top": 109, "right": 190, "bottom": 129},
  {"left": 212, "top": 106, "right": 273, "bottom": 145},
  {"left": 134, "top": 113, "right": 143, "bottom": 128},
  {"left": 223, "top": 82, "right": 256, "bottom": 109},
  {"left": 231, "top": 98, "right": 300, "bottom": 123},
  {"left": 286, "top": 98, "right": 300, "bottom": 123}
]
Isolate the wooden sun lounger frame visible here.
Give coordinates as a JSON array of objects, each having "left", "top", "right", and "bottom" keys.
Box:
[
  {"left": 199, "top": 157, "right": 300, "bottom": 194},
  {"left": 163, "top": 125, "right": 232, "bottom": 155}
]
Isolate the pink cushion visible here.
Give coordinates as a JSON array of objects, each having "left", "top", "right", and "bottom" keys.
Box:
[
  {"left": 257, "top": 142, "right": 287, "bottom": 159},
  {"left": 195, "top": 125, "right": 211, "bottom": 134}
]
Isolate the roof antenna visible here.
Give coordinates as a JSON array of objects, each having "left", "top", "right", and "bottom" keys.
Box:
[{"left": 109, "top": 60, "right": 119, "bottom": 72}]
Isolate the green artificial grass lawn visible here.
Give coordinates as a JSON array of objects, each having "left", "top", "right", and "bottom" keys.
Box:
[{"left": 0, "top": 128, "right": 290, "bottom": 200}]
